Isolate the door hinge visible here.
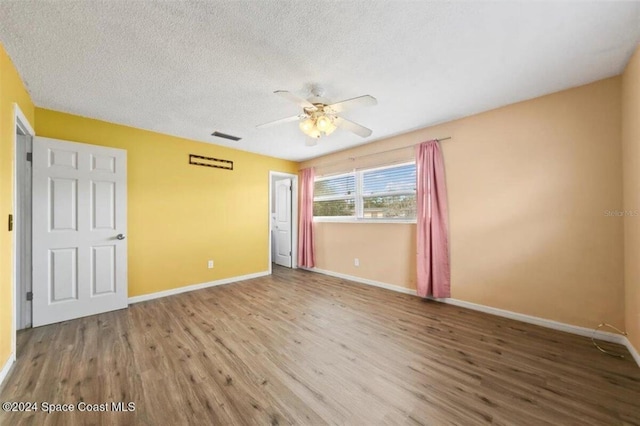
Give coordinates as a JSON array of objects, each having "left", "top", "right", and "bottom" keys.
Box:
[
  {"left": 26, "top": 292, "right": 33, "bottom": 301},
  {"left": 8, "top": 214, "right": 13, "bottom": 232},
  {"left": 289, "top": 251, "right": 292, "bottom": 256},
  {"left": 26, "top": 152, "right": 32, "bottom": 162}
]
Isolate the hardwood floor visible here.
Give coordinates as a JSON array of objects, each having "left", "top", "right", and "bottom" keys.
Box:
[{"left": 1, "top": 266, "right": 639, "bottom": 425}]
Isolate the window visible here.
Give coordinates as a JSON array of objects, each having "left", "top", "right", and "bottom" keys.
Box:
[
  {"left": 313, "top": 173, "right": 356, "bottom": 217},
  {"left": 313, "top": 162, "right": 416, "bottom": 221},
  {"left": 362, "top": 163, "right": 416, "bottom": 219}
]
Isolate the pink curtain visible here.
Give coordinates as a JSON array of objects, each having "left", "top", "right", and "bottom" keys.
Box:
[
  {"left": 298, "top": 168, "right": 315, "bottom": 268},
  {"left": 416, "top": 140, "right": 451, "bottom": 298}
]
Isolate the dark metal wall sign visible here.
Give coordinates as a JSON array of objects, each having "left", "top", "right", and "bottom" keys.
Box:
[{"left": 189, "top": 154, "right": 233, "bottom": 170}]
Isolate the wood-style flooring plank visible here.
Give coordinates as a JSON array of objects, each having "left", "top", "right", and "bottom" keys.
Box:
[{"left": 1, "top": 266, "right": 639, "bottom": 425}]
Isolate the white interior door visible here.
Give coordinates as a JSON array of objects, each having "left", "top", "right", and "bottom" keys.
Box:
[
  {"left": 274, "top": 178, "right": 292, "bottom": 267},
  {"left": 32, "top": 136, "right": 127, "bottom": 327}
]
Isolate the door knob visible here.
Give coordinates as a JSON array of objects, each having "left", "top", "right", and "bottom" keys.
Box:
[{"left": 116, "top": 234, "right": 126, "bottom": 240}]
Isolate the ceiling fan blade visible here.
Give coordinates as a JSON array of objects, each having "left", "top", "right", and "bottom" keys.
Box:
[
  {"left": 256, "top": 114, "right": 302, "bottom": 129},
  {"left": 305, "top": 137, "right": 318, "bottom": 146},
  {"left": 335, "top": 117, "right": 373, "bottom": 138},
  {"left": 325, "top": 95, "right": 377, "bottom": 113},
  {"left": 274, "top": 90, "right": 317, "bottom": 110}
]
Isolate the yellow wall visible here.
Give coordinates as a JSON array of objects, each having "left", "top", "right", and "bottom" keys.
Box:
[
  {"left": 0, "top": 44, "right": 35, "bottom": 369},
  {"left": 35, "top": 108, "right": 297, "bottom": 298},
  {"left": 303, "top": 77, "right": 625, "bottom": 330},
  {"left": 623, "top": 45, "right": 640, "bottom": 354}
]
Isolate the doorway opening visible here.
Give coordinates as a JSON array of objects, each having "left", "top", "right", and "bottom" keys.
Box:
[
  {"left": 12, "top": 104, "right": 35, "bottom": 358},
  {"left": 269, "top": 171, "right": 298, "bottom": 273}
]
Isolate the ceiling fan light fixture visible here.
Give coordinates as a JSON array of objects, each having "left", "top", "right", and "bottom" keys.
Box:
[
  {"left": 316, "top": 115, "right": 332, "bottom": 132},
  {"left": 308, "top": 127, "right": 321, "bottom": 139},
  {"left": 299, "top": 118, "right": 314, "bottom": 133},
  {"left": 324, "top": 120, "right": 337, "bottom": 135},
  {"left": 258, "top": 89, "right": 376, "bottom": 144}
]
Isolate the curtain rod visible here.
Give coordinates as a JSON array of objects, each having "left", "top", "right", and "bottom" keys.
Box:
[{"left": 301, "top": 137, "right": 451, "bottom": 171}]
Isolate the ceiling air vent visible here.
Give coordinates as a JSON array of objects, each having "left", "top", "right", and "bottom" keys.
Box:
[{"left": 211, "top": 131, "right": 242, "bottom": 141}]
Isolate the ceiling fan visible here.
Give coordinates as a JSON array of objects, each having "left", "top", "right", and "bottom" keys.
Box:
[{"left": 257, "top": 85, "right": 377, "bottom": 146}]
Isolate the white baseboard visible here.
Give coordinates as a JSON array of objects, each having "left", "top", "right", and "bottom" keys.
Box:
[
  {"left": 305, "top": 267, "right": 418, "bottom": 296},
  {"left": 436, "top": 297, "right": 627, "bottom": 345},
  {"left": 305, "top": 267, "right": 638, "bottom": 366},
  {"left": 0, "top": 353, "right": 16, "bottom": 389},
  {"left": 128, "top": 271, "right": 270, "bottom": 304},
  {"left": 627, "top": 339, "right": 640, "bottom": 367}
]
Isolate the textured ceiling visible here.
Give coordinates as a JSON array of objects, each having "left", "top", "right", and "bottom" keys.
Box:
[{"left": 1, "top": 1, "right": 639, "bottom": 161}]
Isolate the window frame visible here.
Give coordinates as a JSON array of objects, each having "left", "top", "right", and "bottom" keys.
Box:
[{"left": 313, "top": 161, "right": 417, "bottom": 224}]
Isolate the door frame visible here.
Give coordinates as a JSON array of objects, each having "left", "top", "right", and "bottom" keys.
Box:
[
  {"left": 12, "top": 103, "right": 35, "bottom": 357},
  {"left": 268, "top": 171, "right": 298, "bottom": 273}
]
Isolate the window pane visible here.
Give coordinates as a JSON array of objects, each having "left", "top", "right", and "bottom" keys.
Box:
[
  {"left": 313, "top": 199, "right": 355, "bottom": 217},
  {"left": 363, "top": 163, "right": 416, "bottom": 195},
  {"left": 314, "top": 174, "right": 355, "bottom": 198},
  {"left": 363, "top": 194, "right": 416, "bottom": 218}
]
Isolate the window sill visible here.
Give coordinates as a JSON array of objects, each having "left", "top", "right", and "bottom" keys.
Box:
[{"left": 313, "top": 217, "right": 417, "bottom": 224}]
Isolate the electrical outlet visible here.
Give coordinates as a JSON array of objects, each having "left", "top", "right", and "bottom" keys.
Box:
[
  {"left": 208, "top": 260, "right": 214, "bottom": 269},
  {"left": 354, "top": 258, "right": 359, "bottom": 267}
]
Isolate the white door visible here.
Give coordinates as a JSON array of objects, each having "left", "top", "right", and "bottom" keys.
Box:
[
  {"left": 274, "top": 178, "right": 292, "bottom": 267},
  {"left": 32, "top": 136, "right": 127, "bottom": 327}
]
